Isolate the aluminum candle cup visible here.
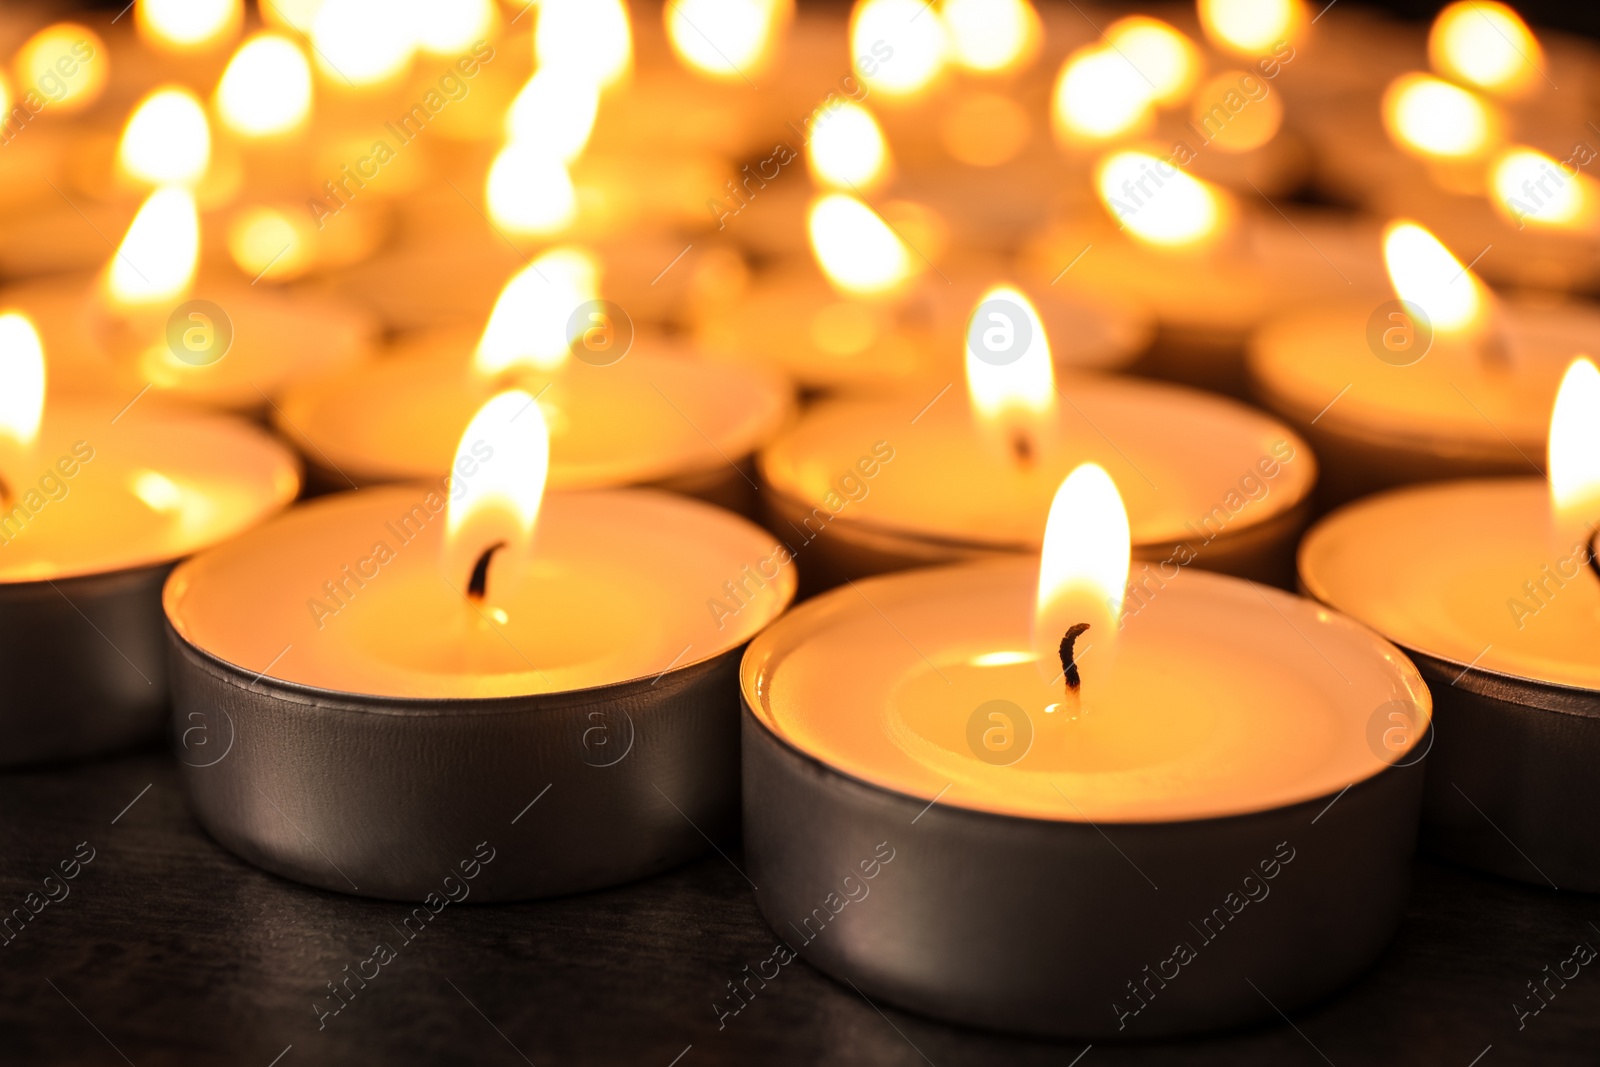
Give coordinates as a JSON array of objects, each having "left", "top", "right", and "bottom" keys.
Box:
[
  {"left": 0, "top": 400, "right": 299, "bottom": 766},
  {"left": 1300, "top": 479, "right": 1600, "bottom": 891},
  {"left": 740, "top": 559, "right": 1431, "bottom": 1039},
  {"left": 164, "top": 486, "right": 795, "bottom": 901},
  {"left": 757, "top": 375, "right": 1316, "bottom": 594},
  {"left": 1249, "top": 296, "right": 1600, "bottom": 506}
]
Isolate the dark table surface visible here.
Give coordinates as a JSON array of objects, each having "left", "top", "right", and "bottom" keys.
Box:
[{"left": 1, "top": 745, "right": 1597, "bottom": 1067}]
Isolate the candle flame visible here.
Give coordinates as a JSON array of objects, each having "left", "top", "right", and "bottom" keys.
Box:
[
  {"left": 965, "top": 285, "right": 1056, "bottom": 456},
  {"left": 412, "top": 0, "right": 496, "bottom": 56},
  {"left": 505, "top": 69, "right": 599, "bottom": 163},
  {"left": 107, "top": 187, "right": 200, "bottom": 308},
  {"left": 1430, "top": 0, "right": 1543, "bottom": 98},
  {"left": 443, "top": 390, "right": 549, "bottom": 605},
  {"left": 1382, "top": 73, "right": 1498, "bottom": 161},
  {"left": 1096, "top": 150, "right": 1229, "bottom": 247},
  {"left": 1382, "top": 220, "right": 1484, "bottom": 336},
  {"left": 486, "top": 143, "right": 578, "bottom": 237},
  {"left": 807, "top": 101, "right": 890, "bottom": 192},
  {"left": 1548, "top": 357, "right": 1600, "bottom": 550},
  {"left": 942, "top": 0, "right": 1040, "bottom": 74},
  {"left": 537, "top": 0, "right": 633, "bottom": 91},
  {"left": 216, "top": 34, "right": 313, "bottom": 138},
  {"left": 1105, "top": 16, "right": 1200, "bottom": 105},
  {"left": 1033, "top": 463, "right": 1130, "bottom": 687},
  {"left": 261, "top": 0, "right": 321, "bottom": 35},
  {"left": 807, "top": 193, "right": 916, "bottom": 296},
  {"left": 312, "top": 0, "right": 415, "bottom": 87},
  {"left": 118, "top": 87, "right": 212, "bottom": 187},
  {"left": 15, "top": 24, "right": 108, "bottom": 115},
  {"left": 1198, "top": 0, "right": 1302, "bottom": 55},
  {"left": 137, "top": 0, "right": 241, "bottom": 52},
  {"left": 227, "top": 205, "right": 314, "bottom": 283},
  {"left": 1052, "top": 44, "right": 1155, "bottom": 142},
  {"left": 1490, "top": 147, "right": 1590, "bottom": 230},
  {"left": 852, "top": 0, "right": 948, "bottom": 98},
  {"left": 0, "top": 312, "right": 46, "bottom": 465},
  {"left": 473, "top": 248, "right": 600, "bottom": 380},
  {"left": 667, "top": 0, "right": 792, "bottom": 80}
]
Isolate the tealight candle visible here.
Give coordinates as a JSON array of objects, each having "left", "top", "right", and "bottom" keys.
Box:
[
  {"left": 166, "top": 390, "right": 795, "bottom": 899},
  {"left": 277, "top": 247, "right": 792, "bottom": 515},
  {"left": 758, "top": 287, "right": 1313, "bottom": 591},
  {"left": 1, "top": 186, "right": 376, "bottom": 412},
  {"left": 742, "top": 464, "right": 1429, "bottom": 1037},
  {"left": 0, "top": 313, "right": 299, "bottom": 766},
  {"left": 1299, "top": 357, "right": 1600, "bottom": 890},
  {"left": 1249, "top": 219, "right": 1600, "bottom": 504}
]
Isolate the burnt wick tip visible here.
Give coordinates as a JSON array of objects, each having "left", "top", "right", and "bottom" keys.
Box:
[
  {"left": 467, "top": 541, "right": 506, "bottom": 601},
  {"left": 1587, "top": 530, "right": 1600, "bottom": 587},
  {"left": 1010, "top": 432, "right": 1034, "bottom": 467},
  {"left": 1059, "top": 622, "right": 1091, "bottom": 693}
]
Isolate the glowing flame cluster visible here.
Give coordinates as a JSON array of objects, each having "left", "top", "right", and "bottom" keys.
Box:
[
  {"left": 942, "top": 0, "right": 1040, "bottom": 73},
  {"left": 118, "top": 87, "right": 212, "bottom": 187},
  {"left": 1491, "top": 147, "right": 1594, "bottom": 231},
  {"left": 1052, "top": 17, "right": 1199, "bottom": 143},
  {"left": 443, "top": 390, "right": 550, "bottom": 607},
  {"left": 15, "top": 24, "right": 108, "bottom": 115},
  {"left": 216, "top": 33, "right": 313, "bottom": 137},
  {"left": 1198, "top": 0, "right": 1302, "bottom": 55},
  {"left": 1032, "top": 464, "right": 1130, "bottom": 689},
  {"left": 107, "top": 187, "right": 201, "bottom": 309},
  {"left": 1096, "top": 151, "right": 1230, "bottom": 247},
  {"left": 137, "top": 0, "right": 242, "bottom": 53},
  {"left": 807, "top": 194, "right": 916, "bottom": 296},
  {"left": 808, "top": 102, "right": 891, "bottom": 192},
  {"left": 0, "top": 313, "right": 46, "bottom": 471},
  {"left": 473, "top": 248, "right": 601, "bottom": 380},
  {"left": 1382, "top": 73, "right": 1498, "bottom": 161},
  {"left": 964, "top": 285, "right": 1056, "bottom": 443},
  {"left": 1429, "top": 0, "right": 1544, "bottom": 98}
]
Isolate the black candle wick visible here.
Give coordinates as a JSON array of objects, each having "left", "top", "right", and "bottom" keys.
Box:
[
  {"left": 1010, "top": 431, "right": 1034, "bottom": 467},
  {"left": 0, "top": 471, "right": 10, "bottom": 507},
  {"left": 467, "top": 541, "right": 506, "bottom": 601},
  {"left": 1587, "top": 530, "right": 1600, "bottom": 587},
  {"left": 1058, "top": 623, "right": 1091, "bottom": 693}
]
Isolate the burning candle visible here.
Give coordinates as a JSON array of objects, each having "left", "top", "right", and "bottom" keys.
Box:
[
  {"left": 1248, "top": 218, "right": 1600, "bottom": 504},
  {"left": 166, "top": 389, "right": 795, "bottom": 900},
  {"left": 276, "top": 248, "right": 792, "bottom": 515},
  {"left": 3, "top": 184, "right": 376, "bottom": 413},
  {"left": 758, "top": 287, "right": 1312, "bottom": 591},
  {"left": 0, "top": 313, "right": 299, "bottom": 767},
  {"left": 742, "top": 463, "right": 1429, "bottom": 1037},
  {"left": 1299, "top": 357, "right": 1600, "bottom": 891}
]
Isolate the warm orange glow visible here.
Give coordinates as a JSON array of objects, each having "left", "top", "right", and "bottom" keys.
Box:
[
  {"left": 941, "top": 92, "right": 1030, "bottom": 166},
  {"left": 473, "top": 249, "right": 600, "bottom": 379},
  {"left": 965, "top": 285, "right": 1056, "bottom": 454},
  {"left": 1033, "top": 463, "right": 1130, "bottom": 686},
  {"left": 667, "top": 0, "right": 792, "bottom": 80},
  {"left": 1096, "top": 151, "right": 1229, "bottom": 247},
  {"left": 537, "top": 0, "right": 634, "bottom": 91},
  {"left": 443, "top": 390, "right": 549, "bottom": 605},
  {"left": 311, "top": 0, "right": 415, "bottom": 87},
  {"left": 1382, "top": 73, "right": 1499, "bottom": 161},
  {"left": 1429, "top": 1, "right": 1543, "bottom": 98},
  {"left": 1052, "top": 44, "right": 1155, "bottom": 142},
  {"left": 1198, "top": 0, "right": 1302, "bottom": 55},
  {"left": 216, "top": 34, "right": 313, "bottom": 137},
  {"left": 227, "top": 206, "right": 315, "bottom": 282},
  {"left": 15, "top": 24, "right": 108, "bottom": 115},
  {"left": 941, "top": 0, "right": 1040, "bottom": 73},
  {"left": 1382, "top": 220, "right": 1484, "bottom": 336},
  {"left": 136, "top": 0, "right": 242, "bottom": 52},
  {"left": 1549, "top": 356, "right": 1600, "bottom": 547},
  {"left": 1191, "top": 70, "right": 1283, "bottom": 152},
  {"left": 807, "top": 102, "right": 890, "bottom": 192},
  {"left": 808, "top": 194, "right": 916, "bottom": 296},
  {"left": 1490, "top": 147, "right": 1592, "bottom": 230},
  {"left": 118, "top": 87, "right": 212, "bottom": 187},
  {"left": 852, "top": 0, "right": 948, "bottom": 97},
  {"left": 261, "top": 0, "right": 321, "bottom": 35},
  {"left": 0, "top": 313, "right": 47, "bottom": 468},
  {"left": 413, "top": 0, "right": 497, "bottom": 55},
  {"left": 486, "top": 143, "right": 577, "bottom": 237},
  {"left": 1105, "top": 16, "right": 1200, "bottom": 105},
  {"left": 107, "top": 187, "right": 200, "bottom": 308},
  {"left": 505, "top": 69, "right": 599, "bottom": 163}
]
